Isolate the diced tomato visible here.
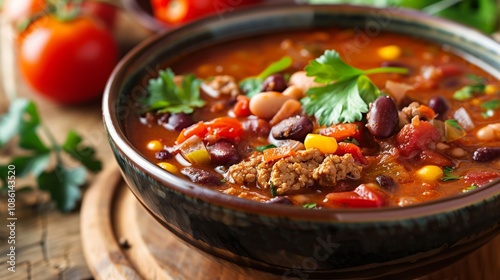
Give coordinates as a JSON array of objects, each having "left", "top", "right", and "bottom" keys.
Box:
[
  {"left": 176, "top": 117, "right": 243, "bottom": 144},
  {"left": 396, "top": 121, "right": 440, "bottom": 158},
  {"left": 437, "top": 64, "right": 463, "bottom": 78},
  {"left": 416, "top": 150, "right": 453, "bottom": 167},
  {"left": 176, "top": 122, "right": 207, "bottom": 144},
  {"left": 464, "top": 170, "right": 500, "bottom": 187},
  {"left": 263, "top": 146, "right": 295, "bottom": 163},
  {"left": 335, "top": 142, "right": 368, "bottom": 165},
  {"left": 233, "top": 95, "right": 251, "bottom": 117},
  {"left": 206, "top": 117, "right": 243, "bottom": 140},
  {"left": 318, "top": 122, "right": 362, "bottom": 143},
  {"left": 324, "top": 184, "right": 387, "bottom": 208}
]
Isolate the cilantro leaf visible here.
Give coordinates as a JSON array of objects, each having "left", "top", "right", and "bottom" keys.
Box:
[
  {"left": 453, "top": 75, "right": 486, "bottom": 101},
  {"left": 142, "top": 68, "right": 205, "bottom": 114},
  {"left": 303, "top": 203, "right": 317, "bottom": 209},
  {"left": 462, "top": 184, "right": 478, "bottom": 193},
  {"left": 301, "top": 49, "right": 407, "bottom": 126},
  {"left": 305, "top": 50, "right": 364, "bottom": 83},
  {"left": 239, "top": 56, "right": 292, "bottom": 97},
  {"left": 269, "top": 181, "right": 278, "bottom": 197},
  {"left": 38, "top": 165, "right": 86, "bottom": 212},
  {"left": 62, "top": 131, "right": 102, "bottom": 173},
  {"left": 441, "top": 166, "right": 461, "bottom": 181},
  {"left": 0, "top": 99, "right": 37, "bottom": 146},
  {"left": 255, "top": 144, "right": 277, "bottom": 152},
  {"left": 481, "top": 100, "right": 499, "bottom": 110}
]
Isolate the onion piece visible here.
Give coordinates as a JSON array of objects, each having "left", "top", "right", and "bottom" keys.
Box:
[
  {"left": 200, "top": 82, "right": 220, "bottom": 98},
  {"left": 385, "top": 80, "right": 414, "bottom": 105},
  {"left": 179, "top": 135, "right": 211, "bottom": 165},
  {"left": 453, "top": 107, "right": 475, "bottom": 132}
]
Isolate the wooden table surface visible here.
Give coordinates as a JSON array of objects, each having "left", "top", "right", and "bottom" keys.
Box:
[{"left": 0, "top": 4, "right": 499, "bottom": 280}]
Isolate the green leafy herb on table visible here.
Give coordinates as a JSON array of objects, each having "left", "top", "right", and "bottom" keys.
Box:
[
  {"left": 307, "top": 0, "right": 499, "bottom": 34},
  {"left": 301, "top": 50, "right": 408, "bottom": 126},
  {"left": 141, "top": 68, "right": 205, "bottom": 114},
  {"left": 240, "top": 56, "right": 292, "bottom": 98},
  {"left": 0, "top": 99, "right": 102, "bottom": 212}
]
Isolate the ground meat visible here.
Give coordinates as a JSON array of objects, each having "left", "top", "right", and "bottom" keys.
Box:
[
  {"left": 401, "top": 102, "right": 421, "bottom": 124},
  {"left": 226, "top": 154, "right": 263, "bottom": 184},
  {"left": 206, "top": 75, "right": 240, "bottom": 97},
  {"left": 226, "top": 148, "right": 363, "bottom": 195},
  {"left": 268, "top": 149, "right": 325, "bottom": 194},
  {"left": 313, "top": 154, "right": 362, "bottom": 187}
]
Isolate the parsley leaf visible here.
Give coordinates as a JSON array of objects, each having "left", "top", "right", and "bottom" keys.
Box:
[
  {"left": 239, "top": 56, "right": 292, "bottom": 97},
  {"left": 0, "top": 98, "right": 101, "bottom": 212},
  {"left": 303, "top": 203, "right": 317, "bottom": 209},
  {"left": 441, "top": 166, "right": 461, "bottom": 181},
  {"left": 142, "top": 68, "right": 205, "bottom": 114},
  {"left": 301, "top": 50, "right": 407, "bottom": 126},
  {"left": 480, "top": 100, "right": 499, "bottom": 119},
  {"left": 453, "top": 75, "right": 486, "bottom": 101},
  {"left": 255, "top": 144, "right": 277, "bottom": 152},
  {"left": 269, "top": 181, "right": 278, "bottom": 197},
  {"left": 62, "top": 131, "right": 102, "bottom": 172},
  {"left": 462, "top": 184, "right": 478, "bottom": 193}
]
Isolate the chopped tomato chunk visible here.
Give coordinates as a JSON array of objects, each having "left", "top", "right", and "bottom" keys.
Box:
[
  {"left": 324, "top": 184, "right": 387, "bottom": 208},
  {"left": 335, "top": 142, "right": 368, "bottom": 165},
  {"left": 464, "top": 170, "right": 500, "bottom": 187},
  {"left": 396, "top": 121, "right": 440, "bottom": 158},
  {"left": 318, "top": 122, "right": 362, "bottom": 143}
]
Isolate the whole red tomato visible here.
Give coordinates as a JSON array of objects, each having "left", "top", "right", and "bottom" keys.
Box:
[
  {"left": 18, "top": 15, "right": 118, "bottom": 104},
  {"left": 150, "top": 0, "right": 262, "bottom": 25}
]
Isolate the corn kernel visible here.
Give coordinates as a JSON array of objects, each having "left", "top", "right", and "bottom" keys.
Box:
[
  {"left": 485, "top": 85, "right": 497, "bottom": 95},
  {"left": 377, "top": 45, "right": 402, "bottom": 60},
  {"left": 304, "top": 134, "right": 338, "bottom": 154},
  {"left": 471, "top": 98, "right": 481, "bottom": 106},
  {"left": 157, "top": 162, "right": 179, "bottom": 174},
  {"left": 416, "top": 165, "right": 443, "bottom": 181},
  {"left": 147, "top": 140, "right": 163, "bottom": 152}
]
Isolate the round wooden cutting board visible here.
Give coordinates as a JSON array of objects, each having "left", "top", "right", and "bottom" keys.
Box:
[{"left": 80, "top": 164, "right": 500, "bottom": 280}]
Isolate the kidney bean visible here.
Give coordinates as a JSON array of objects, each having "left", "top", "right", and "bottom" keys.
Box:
[
  {"left": 472, "top": 147, "right": 500, "bottom": 162},
  {"left": 207, "top": 140, "right": 240, "bottom": 166},
  {"left": 271, "top": 115, "right": 313, "bottom": 142},
  {"left": 366, "top": 96, "right": 399, "bottom": 139},
  {"left": 181, "top": 167, "right": 222, "bottom": 186},
  {"left": 155, "top": 149, "right": 172, "bottom": 160},
  {"left": 375, "top": 175, "right": 396, "bottom": 192},
  {"left": 262, "top": 74, "right": 287, "bottom": 92},
  {"left": 266, "top": 197, "right": 294, "bottom": 205},
  {"left": 163, "top": 113, "right": 195, "bottom": 131},
  {"left": 428, "top": 96, "right": 449, "bottom": 119}
]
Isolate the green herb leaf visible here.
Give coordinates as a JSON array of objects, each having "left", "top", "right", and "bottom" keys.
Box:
[
  {"left": 38, "top": 165, "right": 86, "bottom": 212},
  {"left": 255, "top": 144, "right": 277, "bottom": 152},
  {"left": 62, "top": 131, "right": 102, "bottom": 173},
  {"left": 0, "top": 99, "right": 39, "bottom": 146},
  {"left": 441, "top": 166, "right": 461, "bottom": 181},
  {"left": 462, "top": 184, "right": 478, "bottom": 193},
  {"left": 481, "top": 100, "right": 499, "bottom": 110},
  {"left": 239, "top": 56, "right": 292, "bottom": 97},
  {"left": 301, "top": 49, "right": 407, "bottom": 126},
  {"left": 142, "top": 68, "right": 205, "bottom": 114},
  {"left": 303, "top": 203, "right": 317, "bottom": 209},
  {"left": 453, "top": 75, "right": 486, "bottom": 101},
  {"left": 269, "top": 181, "right": 278, "bottom": 197},
  {"left": 444, "top": 119, "right": 463, "bottom": 131}
]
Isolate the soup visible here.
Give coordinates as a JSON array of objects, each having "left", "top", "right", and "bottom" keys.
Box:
[{"left": 125, "top": 28, "right": 500, "bottom": 208}]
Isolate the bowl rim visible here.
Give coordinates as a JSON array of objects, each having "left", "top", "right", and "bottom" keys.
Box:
[{"left": 103, "top": 3, "right": 500, "bottom": 222}]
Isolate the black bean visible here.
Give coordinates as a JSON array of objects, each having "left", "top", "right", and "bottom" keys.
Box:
[
  {"left": 163, "top": 113, "right": 195, "bottom": 131},
  {"left": 375, "top": 175, "right": 397, "bottom": 192},
  {"left": 428, "top": 96, "right": 449, "bottom": 119},
  {"left": 155, "top": 149, "right": 172, "bottom": 160},
  {"left": 271, "top": 116, "right": 313, "bottom": 142},
  {"left": 366, "top": 96, "right": 399, "bottom": 139},
  {"left": 473, "top": 147, "right": 500, "bottom": 162},
  {"left": 266, "top": 197, "right": 294, "bottom": 205},
  {"left": 181, "top": 167, "right": 222, "bottom": 186},
  {"left": 262, "top": 74, "right": 287, "bottom": 92},
  {"left": 207, "top": 140, "right": 241, "bottom": 166}
]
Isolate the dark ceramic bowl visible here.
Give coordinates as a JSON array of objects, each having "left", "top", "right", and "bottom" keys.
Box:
[{"left": 103, "top": 4, "right": 500, "bottom": 279}]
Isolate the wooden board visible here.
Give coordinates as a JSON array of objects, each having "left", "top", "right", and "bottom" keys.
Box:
[{"left": 81, "top": 163, "right": 500, "bottom": 280}]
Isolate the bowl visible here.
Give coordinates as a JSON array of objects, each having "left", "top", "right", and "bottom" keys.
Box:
[{"left": 103, "top": 4, "right": 500, "bottom": 279}]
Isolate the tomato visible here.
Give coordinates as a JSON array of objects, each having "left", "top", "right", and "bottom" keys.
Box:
[
  {"left": 176, "top": 117, "right": 243, "bottom": 144},
  {"left": 18, "top": 15, "right": 118, "bottom": 104},
  {"left": 335, "top": 142, "right": 368, "bottom": 165},
  {"left": 150, "top": 0, "right": 262, "bottom": 25},
  {"left": 2, "top": 0, "right": 45, "bottom": 23},
  {"left": 396, "top": 121, "right": 440, "bottom": 158},
  {"left": 325, "top": 184, "right": 387, "bottom": 208}
]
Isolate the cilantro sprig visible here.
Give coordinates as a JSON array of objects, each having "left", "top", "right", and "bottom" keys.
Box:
[
  {"left": 239, "top": 56, "right": 292, "bottom": 98},
  {"left": 141, "top": 68, "right": 205, "bottom": 114},
  {"left": 301, "top": 50, "right": 408, "bottom": 126},
  {"left": 441, "top": 166, "right": 461, "bottom": 181},
  {"left": 0, "top": 99, "right": 101, "bottom": 212},
  {"left": 453, "top": 74, "right": 486, "bottom": 101}
]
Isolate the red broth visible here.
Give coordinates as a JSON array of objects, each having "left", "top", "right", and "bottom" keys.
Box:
[{"left": 125, "top": 28, "right": 500, "bottom": 208}]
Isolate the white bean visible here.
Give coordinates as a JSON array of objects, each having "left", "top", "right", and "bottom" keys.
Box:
[
  {"left": 282, "top": 85, "right": 304, "bottom": 100},
  {"left": 270, "top": 99, "right": 302, "bottom": 125},
  {"left": 289, "top": 71, "right": 320, "bottom": 93},
  {"left": 249, "top": 91, "right": 291, "bottom": 119},
  {"left": 476, "top": 123, "right": 500, "bottom": 141}
]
